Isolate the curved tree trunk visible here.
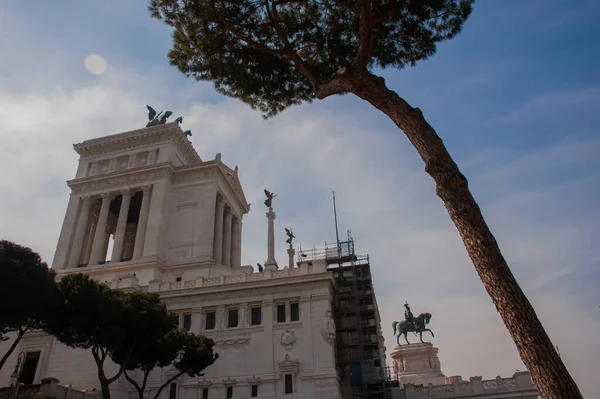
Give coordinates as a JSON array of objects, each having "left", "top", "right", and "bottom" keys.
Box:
[
  {"left": 0, "top": 328, "right": 27, "bottom": 371},
  {"left": 344, "top": 70, "right": 582, "bottom": 399}
]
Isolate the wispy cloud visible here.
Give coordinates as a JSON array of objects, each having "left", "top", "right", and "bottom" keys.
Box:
[
  {"left": 0, "top": 0, "right": 598, "bottom": 397},
  {"left": 502, "top": 86, "right": 600, "bottom": 123}
]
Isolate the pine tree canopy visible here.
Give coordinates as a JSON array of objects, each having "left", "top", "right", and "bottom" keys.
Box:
[{"left": 149, "top": 0, "right": 474, "bottom": 117}]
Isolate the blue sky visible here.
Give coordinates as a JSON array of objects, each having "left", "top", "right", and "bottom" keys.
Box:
[{"left": 0, "top": 0, "right": 599, "bottom": 396}]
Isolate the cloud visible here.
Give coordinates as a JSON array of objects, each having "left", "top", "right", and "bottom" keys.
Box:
[
  {"left": 502, "top": 86, "right": 600, "bottom": 123},
  {"left": 1, "top": 71, "right": 598, "bottom": 397},
  {"left": 0, "top": 5, "right": 599, "bottom": 396}
]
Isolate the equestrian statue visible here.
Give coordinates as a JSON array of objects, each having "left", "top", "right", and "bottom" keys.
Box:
[{"left": 392, "top": 302, "right": 434, "bottom": 345}]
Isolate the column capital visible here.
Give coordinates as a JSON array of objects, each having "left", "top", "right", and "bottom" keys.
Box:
[
  {"left": 141, "top": 184, "right": 152, "bottom": 193},
  {"left": 99, "top": 192, "right": 114, "bottom": 200},
  {"left": 120, "top": 188, "right": 135, "bottom": 197},
  {"left": 81, "top": 196, "right": 93, "bottom": 205}
]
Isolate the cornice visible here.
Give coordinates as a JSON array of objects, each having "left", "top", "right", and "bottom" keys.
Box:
[
  {"left": 73, "top": 122, "right": 202, "bottom": 165},
  {"left": 216, "top": 163, "right": 250, "bottom": 213},
  {"left": 67, "top": 164, "right": 173, "bottom": 194},
  {"left": 158, "top": 271, "right": 334, "bottom": 299},
  {"left": 171, "top": 162, "right": 220, "bottom": 184}
]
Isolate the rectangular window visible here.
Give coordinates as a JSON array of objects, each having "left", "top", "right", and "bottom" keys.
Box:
[
  {"left": 169, "top": 383, "right": 177, "bottom": 399},
  {"left": 251, "top": 385, "right": 258, "bottom": 397},
  {"left": 175, "top": 276, "right": 182, "bottom": 282},
  {"left": 277, "top": 304, "right": 286, "bottom": 323},
  {"left": 18, "top": 351, "right": 40, "bottom": 385},
  {"left": 226, "top": 386, "right": 232, "bottom": 398},
  {"left": 183, "top": 314, "right": 192, "bottom": 331},
  {"left": 251, "top": 307, "right": 262, "bottom": 326},
  {"left": 228, "top": 309, "right": 239, "bottom": 328},
  {"left": 202, "top": 388, "right": 208, "bottom": 399},
  {"left": 205, "top": 311, "right": 216, "bottom": 330},
  {"left": 284, "top": 374, "right": 293, "bottom": 394},
  {"left": 290, "top": 302, "right": 299, "bottom": 322}
]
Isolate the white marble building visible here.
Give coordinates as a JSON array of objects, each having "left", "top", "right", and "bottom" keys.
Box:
[
  {"left": 0, "top": 122, "right": 343, "bottom": 399},
  {"left": 389, "top": 343, "right": 538, "bottom": 399}
]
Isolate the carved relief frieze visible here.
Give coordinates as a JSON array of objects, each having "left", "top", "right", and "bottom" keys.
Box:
[
  {"left": 75, "top": 126, "right": 201, "bottom": 165},
  {"left": 172, "top": 169, "right": 213, "bottom": 184},
  {"left": 214, "top": 336, "right": 251, "bottom": 349},
  {"left": 70, "top": 169, "right": 169, "bottom": 194}
]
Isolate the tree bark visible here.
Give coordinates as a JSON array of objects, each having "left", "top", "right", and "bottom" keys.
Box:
[
  {"left": 344, "top": 69, "right": 582, "bottom": 399},
  {"left": 151, "top": 372, "right": 183, "bottom": 399},
  {"left": 0, "top": 328, "right": 28, "bottom": 371},
  {"left": 124, "top": 369, "right": 148, "bottom": 399}
]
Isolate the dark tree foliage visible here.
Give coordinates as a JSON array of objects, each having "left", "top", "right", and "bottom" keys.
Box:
[
  {"left": 149, "top": 1, "right": 583, "bottom": 397},
  {"left": 0, "top": 240, "right": 57, "bottom": 371},
  {"left": 120, "top": 328, "right": 218, "bottom": 399},
  {"left": 47, "top": 274, "right": 175, "bottom": 399},
  {"left": 150, "top": 0, "right": 471, "bottom": 118}
]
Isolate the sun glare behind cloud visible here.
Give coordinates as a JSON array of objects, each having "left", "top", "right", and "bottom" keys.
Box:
[{"left": 84, "top": 53, "right": 107, "bottom": 75}]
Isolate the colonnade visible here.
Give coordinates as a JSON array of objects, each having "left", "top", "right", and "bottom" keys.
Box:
[
  {"left": 212, "top": 195, "right": 242, "bottom": 267},
  {"left": 67, "top": 185, "right": 153, "bottom": 268}
]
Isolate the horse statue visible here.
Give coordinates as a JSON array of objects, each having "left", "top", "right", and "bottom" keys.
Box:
[{"left": 392, "top": 312, "right": 434, "bottom": 345}]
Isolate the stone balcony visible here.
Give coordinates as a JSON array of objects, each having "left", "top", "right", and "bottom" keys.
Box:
[
  {"left": 144, "top": 262, "right": 330, "bottom": 293},
  {"left": 394, "top": 372, "right": 538, "bottom": 399}
]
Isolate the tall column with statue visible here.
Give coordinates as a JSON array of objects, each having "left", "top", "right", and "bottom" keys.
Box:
[
  {"left": 285, "top": 228, "right": 295, "bottom": 268},
  {"left": 263, "top": 189, "right": 278, "bottom": 270}
]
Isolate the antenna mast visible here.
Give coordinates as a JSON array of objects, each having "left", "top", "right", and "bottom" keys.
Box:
[{"left": 333, "top": 191, "right": 341, "bottom": 255}]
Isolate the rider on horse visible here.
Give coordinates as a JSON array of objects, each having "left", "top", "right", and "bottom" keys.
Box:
[{"left": 404, "top": 302, "right": 418, "bottom": 330}]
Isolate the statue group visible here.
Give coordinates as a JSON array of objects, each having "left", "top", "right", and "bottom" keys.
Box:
[
  {"left": 392, "top": 302, "right": 434, "bottom": 345},
  {"left": 145, "top": 106, "right": 191, "bottom": 136}
]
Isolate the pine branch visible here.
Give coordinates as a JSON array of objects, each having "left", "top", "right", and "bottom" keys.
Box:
[
  {"left": 264, "top": 0, "right": 320, "bottom": 87},
  {"left": 218, "top": 16, "right": 287, "bottom": 56},
  {"left": 373, "top": 0, "right": 397, "bottom": 26},
  {"left": 355, "top": 0, "right": 375, "bottom": 69}
]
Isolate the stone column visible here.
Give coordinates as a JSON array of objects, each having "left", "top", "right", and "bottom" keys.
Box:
[
  {"left": 239, "top": 303, "right": 248, "bottom": 328},
  {"left": 231, "top": 216, "right": 241, "bottom": 267},
  {"left": 287, "top": 246, "right": 295, "bottom": 269},
  {"left": 67, "top": 197, "right": 92, "bottom": 268},
  {"left": 265, "top": 208, "right": 278, "bottom": 269},
  {"left": 88, "top": 193, "right": 113, "bottom": 265},
  {"left": 191, "top": 307, "right": 202, "bottom": 333},
  {"left": 222, "top": 209, "right": 233, "bottom": 267},
  {"left": 213, "top": 197, "right": 225, "bottom": 264},
  {"left": 110, "top": 190, "right": 133, "bottom": 262},
  {"left": 122, "top": 223, "right": 137, "bottom": 260},
  {"left": 82, "top": 219, "right": 96, "bottom": 265},
  {"left": 235, "top": 218, "right": 243, "bottom": 267},
  {"left": 133, "top": 185, "right": 152, "bottom": 259}
]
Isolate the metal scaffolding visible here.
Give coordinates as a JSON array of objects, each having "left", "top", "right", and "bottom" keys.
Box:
[{"left": 298, "top": 232, "right": 393, "bottom": 399}]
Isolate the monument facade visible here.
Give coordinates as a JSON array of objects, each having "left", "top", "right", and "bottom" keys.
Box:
[{"left": 0, "top": 121, "right": 344, "bottom": 399}]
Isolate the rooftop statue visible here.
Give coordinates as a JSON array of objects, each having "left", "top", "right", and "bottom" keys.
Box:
[
  {"left": 183, "top": 130, "right": 192, "bottom": 137},
  {"left": 284, "top": 228, "right": 295, "bottom": 246},
  {"left": 264, "top": 189, "right": 277, "bottom": 209},
  {"left": 392, "top": 302, "right": 434, "bottom": 345},
  {"left": 146, "top": 105, "right": 174, "bottom": 127}
]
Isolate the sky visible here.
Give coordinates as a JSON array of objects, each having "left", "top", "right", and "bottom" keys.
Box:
[{"left": 0, "top": 0, "right": 599, "bottom": 396}]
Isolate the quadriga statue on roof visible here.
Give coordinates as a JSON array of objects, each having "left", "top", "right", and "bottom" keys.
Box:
[
  {"left": 146, "top": 105, "right": 174, "bottom": 127},
  {"left": 392, "top": 302, "right": 434, "bottom": 345}
]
